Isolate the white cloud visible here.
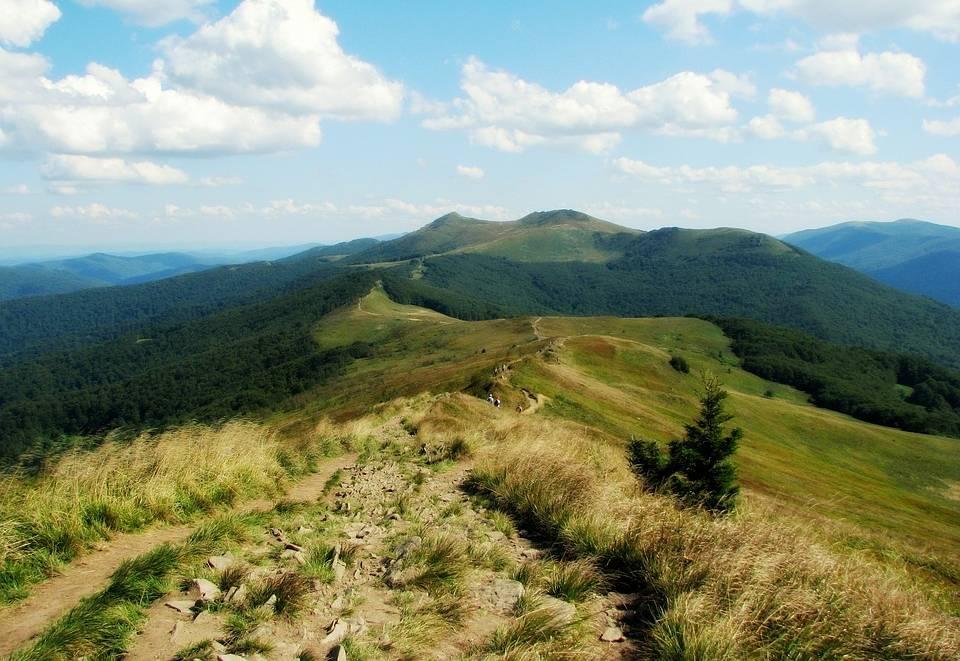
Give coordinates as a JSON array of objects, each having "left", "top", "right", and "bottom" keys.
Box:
[
  {"left": 804, "top": 117, "right": 877, "bottom": 155},
  {"left": 42, "top": 155, "right": 190, "bottom": 185},
  {"left": 51, "top": 203, "right": 139, "bottom": 220},
  {"left": 160, "top": 0, "right": 403, "bottom": 121},
  {"left": 420, "top": 58, "right": 743, "bottom": 152},
  {"left": 2, "top": 184, "right": 29, "bottom": 194},
  {"left": 768, "top": 88, "right": 815, "bottom": 122},
  {"left": 456, "top": 164, "right": 485, "bottom": 179},
  {"left": 0, "top": 0, "right": 60, "bottom": 47},
  {"left": 0, "top": 0, "right": 402, "bottom": 168},
  {"left": 643, "top": 1, "right": 960, "bottom": 44},
  {"left": 794, "top": 48, "right": 926, "bottom": 98},
  {"left": 922, "top": 117, "right": 960, "bottom": 137},
  {"left": 642, "top": 0, "right": 734, "bottom": 44},
  {"left": 77, "top": 0, "right": 213, "bottom": 27},
  {"left": 747, "top": 114, "right": 785, "bottom": 139}
]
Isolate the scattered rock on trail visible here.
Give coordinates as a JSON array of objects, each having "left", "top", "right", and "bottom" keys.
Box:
[
  {"left": 187, "top": 578, "right": 221, "bottom": 604},
  {"left": 217, "top": 654, "right": 248, "bottom": 661},
  {"left": 541, "top": 595, "right": 577, "bottom": 623},
  {"left": 482, "top": 578, "right": 525, "bottom": 612},
  {"left": 601, "top": 625, "right": 625, "bottom": 642},
  {"left": 164, "top": 599, "right": 197, "bottom": 614},
  {"left": 330, "top": 643, "right": 348, "bottom": 661},
  {"left": 207, "top": 555, "right": 233, "bottom": 571},
  {"left": 321, "top": 618, "right": 350, "bottom": 646}
]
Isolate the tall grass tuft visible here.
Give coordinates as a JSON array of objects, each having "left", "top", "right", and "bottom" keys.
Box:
[
  {"left": 471, "top": 435, "right": 960, "bottom": 660},
  {"left": 0, "top": 422, "right": 297, "bottom": 604}
]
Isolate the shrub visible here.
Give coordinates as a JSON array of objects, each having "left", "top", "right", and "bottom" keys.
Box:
[{"left": 669, "top": 355, "right": 690, "bottom": 373}]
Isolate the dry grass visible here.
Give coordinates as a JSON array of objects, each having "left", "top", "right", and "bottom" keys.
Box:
[
  {"left": 0, "top": 421, "right": 306, "bottom": 603},
  {"left": 466, "top": 414, "right": 960, "bottom": 660}
]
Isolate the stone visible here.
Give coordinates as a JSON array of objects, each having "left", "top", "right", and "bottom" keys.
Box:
[
  {"left": 321, "top": 619, "right": 350, "bottom": 646},
  {"left": 270, "top": 527, "right": 284, "bottom": 538},
  {"left": 298, "top": 526, "right": 314, "bottom": 534},
  {"left": 333, "top": 559, "right": 347, "bottom": 581},
  {"left": 540, "top": 596, "right": 577, "bottom": 623},
  {"left": 521, "top": 548, "right": 543, "bottom": 560},
  {"left": 187, "top": 578, "right": 221, "bottom": 604},
  {"left": 600, "top": 626, "right": 625, "bottom": 642},
  {"left": 394, "top": 536, "right": 422, "bottom": 559},
  {"left": 264, "top": 594, "right": 277, "bottom": 609},
  {"left": 207, "top": 555, "right": 233, "bottom": 571},
  {"left": 217, "top": 655, "right": 248, "bottom": 661},
  {"left": 483, "top": 578, "right": 525, "bottom": 612},
  {"left": 293, "top": 551, "right": 307, "bottom": 565},
  {"left": 384, "top": 565, "right": 421, "bottom": 588},
  {"left": 164, "top": 600, "right": 197, "bottom": 614},
  {"left": 170, "top": 610, "right": 222, "bottom": 649},
  {"left": 229, "top": 583, "right": 248, "bottom": 605},
  {"left": 284, "top": 542, "right": 304, "bottom": 552},
  {"left": 330, "top": 644, "right": 348, "bottom": 661}
]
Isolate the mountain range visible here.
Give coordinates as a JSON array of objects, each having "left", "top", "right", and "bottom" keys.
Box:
[
  {"left": 3, "top": 209, "right": 960, "bottom": 462},
  {"left": 784, "top": 219, "right": 960, "bottom": 307}
]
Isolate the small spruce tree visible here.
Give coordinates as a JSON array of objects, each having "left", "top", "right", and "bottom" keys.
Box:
[{"left": 628, "top": 375, "right": 741, "bottom": 513}]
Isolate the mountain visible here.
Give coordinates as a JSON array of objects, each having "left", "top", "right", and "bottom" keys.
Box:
[
  {"left": 0, "top": 237, "right": 377, "bottom": 362},
  {"left": 348, "top": 209, "right": 640, "bottom": 264},
  {"left": 784, "top": 219, "right": 960, "bottom": 306},
  {"left": 365, "top": 219, "right": 960, "bottom": 367},
  {"left": 0, "top": 252, "right": 217, "bottom": 301}
]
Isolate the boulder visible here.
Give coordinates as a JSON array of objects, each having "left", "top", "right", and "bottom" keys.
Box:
[
  {"left": 482, "top": 578, "right": 525, "bottom": 612},
  {"left": 600, "top": 626, "right": 625, "bottom": 642},
  {"left": 187, "top": 578, "right": 221, "bottom": 604},
  {"left": 229, "top": 583, "right": 248, "bottom": 605},
  {"left": 540, "top": 596, "right": 577, "bottom": 623},
  {"left": 330, "top": 644, "right": 348, "bottom": 661},
  {"left": 321, "top": 619, "right": 349, "bottom": 646}
]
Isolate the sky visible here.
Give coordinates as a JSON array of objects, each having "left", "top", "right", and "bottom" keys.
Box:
[{"left": 0, "top": 0, "right": 958, "bottom": 253}]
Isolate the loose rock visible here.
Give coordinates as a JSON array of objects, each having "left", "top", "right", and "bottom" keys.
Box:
[
  {"left": 187, "top": 578, "right": 221, "bottom": 604},
  {"left": 601, "top": 626, "right": 625, "bottom": 642}
]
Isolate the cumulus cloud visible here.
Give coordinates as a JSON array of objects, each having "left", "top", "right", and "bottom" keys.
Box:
[
  {"left": 160, "top": 0, "right": 403, "bottom": 121},
  {"left": 794, "top": 48, "right": 926, "bottom": 98},
  {"left": 746, "top": 114, "right": 785, "bottom": 139},
  {"left": 923, "top": 117, "right": 960, "bottom": 137},
  {"left": 456, "top": 164, "right": 485, "bottom": 179},
  {"left": 0, "top": 0, "right": 60, "bottom": 47},
  {"left": 643, "top": 0, "right": 960, "bottom": 44},
  {"left": 768, "top": 88, "right": 815, "bottom": 122},
  {"left": 0, "top": 0, "right": 402, "bottom": 165},
  {"left": 642, "top": 0, "right": 733, "bottom": 45},
  {"left": 77, "top": 0, "right": 213, "bottom": 27},
  {"left": 803, "top": 117, "right": 877, "bottom": 155},
  {"left": 42, "top": 155, "right": 190, "bottom": 185},
  {"left": 419, "top": 57, "right": 744, "bottom": 152}
]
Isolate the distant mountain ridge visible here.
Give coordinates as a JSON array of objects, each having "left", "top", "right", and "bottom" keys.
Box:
[{"left": 784, "top": 219, "right": 960, "bottom": 306}]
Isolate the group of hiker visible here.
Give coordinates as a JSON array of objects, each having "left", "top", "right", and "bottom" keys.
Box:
[{"left": 487, "top": 392, "right": 524, "bottom": 413}]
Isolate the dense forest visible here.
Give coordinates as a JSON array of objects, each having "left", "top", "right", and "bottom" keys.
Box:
[
  {"left": 0, "top": 255, "right": 344, "bottom": 364},
  {"left": 711, "top": 318, "right": 960, "bottom": 438},
  {"left": 0, "top": 271, "right": 381, "bottom": 464}
]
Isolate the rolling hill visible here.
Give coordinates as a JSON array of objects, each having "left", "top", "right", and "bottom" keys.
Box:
[
  {"left": 0, "top": 252, "right": 217, "bottom": 301},
  {"left": 784, "top": 219, "right": 960, "bottom": 306}
]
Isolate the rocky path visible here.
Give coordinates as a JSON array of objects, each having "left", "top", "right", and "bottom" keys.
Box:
[
  {"left": 0, "top": 454, "right": 356, "bottom": 658},
  {"left": 122, "top": 418, "right": 641, "bottom": 660}
]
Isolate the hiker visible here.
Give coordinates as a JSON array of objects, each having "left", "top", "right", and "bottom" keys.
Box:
[
  {"left": 494, "top": 397, "right": 501, "bottom": 408},
  {"left": 516, "top": 404, "right": 523, "bottom": 413},
  {"left": 487, "top": 393, "right": 494, "bottom": 404}
]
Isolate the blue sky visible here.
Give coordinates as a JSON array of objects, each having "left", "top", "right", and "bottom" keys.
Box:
[{"left": 0, "top": 0, "right": 958, "bottom": 252}]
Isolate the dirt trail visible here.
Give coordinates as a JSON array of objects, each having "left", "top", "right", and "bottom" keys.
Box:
[{"left": 0, "top": 454, "right": 356, "bottom": 658}]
